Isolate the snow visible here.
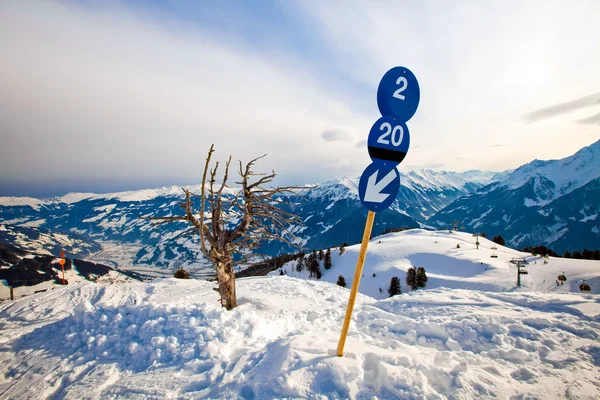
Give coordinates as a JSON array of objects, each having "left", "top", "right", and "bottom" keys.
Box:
[
  {"left": 273, "top": 229, "right": 600, "bottom": 298},
  {"left": 18, "top": 219, "right": 46, "bottom": 228},
  {"left": 1, "top": 276, "right": 599, "bottom": 399},
  {"left": 82, "top": 204, "right": 117, "bottom": 223},
  {"left": 402, "top": 170, "right": 497, "bottom": 192},
  {"left": 88, "top": 184, "right": 239, "bottom": 203},
  {"left": 0, "top": 229, "right": 599, "bottom": 398},
  {"left": 0, "top": 196, "right": 43, "bottom": 210},
  {"left": 502, "top": 140, "right": 600, "bottom": 205},
  {"left": 59, "top": 192, "right": 97, "bottom": 203},
  {"left": 580, "top": 213, "right": 598, "bottom": 222}
]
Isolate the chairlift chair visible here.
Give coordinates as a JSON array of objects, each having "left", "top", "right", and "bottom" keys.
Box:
[{"left": 580, "top": 280, "right": 591, "bottom": 293}]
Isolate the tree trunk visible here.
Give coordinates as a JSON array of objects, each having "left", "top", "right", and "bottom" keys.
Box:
[{"left": 215, "top": 256, "right": 237, "bottom": 310}]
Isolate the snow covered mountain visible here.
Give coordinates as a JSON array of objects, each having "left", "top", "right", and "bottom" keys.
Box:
[
  {"left": 397, "top": 169, "right": 504, "bottom": 221},
  {"left": 0, "top": 170, "right": 496, "bottom": 271},
  {"left": 0, "top": 223, "right": 102, "bottom": 257},
  {"left": 430, "top": 139, "right": 600, "bottom": 253}
]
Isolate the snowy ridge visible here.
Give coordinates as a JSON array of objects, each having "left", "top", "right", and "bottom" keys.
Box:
[
  {"left": 304, "top": 177, "right": 359, "bottom": 200},
  {"left": 0, "top": 276, "right": 598, "bottom": 398},
  {"left": 86, "top": 184, "right": 239, "bottom": 202},
  {"left": 401, "top": 169, "right": 497, "bottom": 191},
  {"left": 0, "top": 197, "right": 43, "bottom": 210},
  {"left": 1, "top": 185, "right": 241, "bottom": 207},
  {"left": 501, "top": 139, "right": 600, "bottom": 205},
  {"left": 58, "top": 192, "right": 97, "bottom": 204}
]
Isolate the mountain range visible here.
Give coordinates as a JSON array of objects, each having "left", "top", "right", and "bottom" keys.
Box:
[
  {"left": 429, "top": 139, "right": 600, "bottom": 253},
  {"left": 0, "top": 170, "right": 497, "bottom": 272},
  {"left": 0, "top": 139, "right": 598, "bottom": 271}
]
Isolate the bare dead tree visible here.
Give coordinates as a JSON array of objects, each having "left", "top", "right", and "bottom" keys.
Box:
[{"left": 146, "top": 144, "right": 307, "bottom": 310}]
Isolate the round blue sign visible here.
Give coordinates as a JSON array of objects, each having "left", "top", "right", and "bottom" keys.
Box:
[
  {"left": 377, "top": 66, "right": 420, "bottom": 122},
  {"left": 367, "top": 115, "right": 410, "bottom": 165},
  {"left": 358, "top": 162, "right": 400, "bottom": 212}
]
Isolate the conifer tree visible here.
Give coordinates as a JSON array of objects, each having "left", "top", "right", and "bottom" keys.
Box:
[
  {"left": 492, "top": 235, "right": 505, "bottom": 246},
  {"left": 339, "top": 243, "right": 346, "bottom": 255},
  {"left": 388, "top": 277, "right": 401, "bottom": 297},
  {"left": 337, "top": 275, "right": 346, "bottom": 287},
  {"left": 296, "top": 256, "right": 304, "bottom": 272},
  {"left": 416, "top": 267, "right": 428, "bottom": 288},
  {"left": 174, "top": 268, "right": 190, "bottom": 279},
  {"left": 307, "top": 253, "right": 321, "bottom": 278},
  {"left": 324, "top": 248, "right": 332, "bottom": 270},
  {"left": 315, "top": 265, "right": 322, "bottom": 279},
  {"left": 406, "top": 267, "right": 417, "bottom": 290},
  {"left": 318, "top": 249, "right": 325, "bottom": 261}
]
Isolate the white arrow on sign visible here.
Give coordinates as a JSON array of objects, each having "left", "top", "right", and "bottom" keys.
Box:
[{"left": 364, "top": 169, "right": 396, "bottom": 203}]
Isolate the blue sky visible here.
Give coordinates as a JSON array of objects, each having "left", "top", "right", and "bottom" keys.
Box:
[{"left": 1, "top": 0, "right": 599, "bottom": 197}]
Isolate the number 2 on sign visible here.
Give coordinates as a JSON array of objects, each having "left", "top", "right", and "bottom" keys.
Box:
[
  {"left": 393, "top": 77, "right": 407, "bottom": 100},
  {"left": 377, "top": 122, "right": 404, "bottom": 146}
]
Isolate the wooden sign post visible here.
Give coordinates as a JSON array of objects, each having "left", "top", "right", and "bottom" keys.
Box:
[{"left": 337, "top": 211, "right": 376, "bottom": 356}]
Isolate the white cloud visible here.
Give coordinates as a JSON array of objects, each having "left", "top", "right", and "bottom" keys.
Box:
[
  {"left": 321, "top": 129, "right": 351, "bottom": 142},
  {"left": 1, "top": 0, "right": 599, "bottom": 195},
  {"left": 296, "top": 0, "right": 600, "bottom": 172},
  {"left": 0, "top": 1, "right": 370, "bottom": 187},
  {"left": 325, "top": 158, "right": 351, "bottom": 169}
]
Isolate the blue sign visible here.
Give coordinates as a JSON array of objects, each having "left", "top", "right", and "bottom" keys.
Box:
[
  {"left": 377, "top": 66, "right": 420, "bottom": 122},
  {"left": 358, "top": 162, "right": 400, "bottom": 212},
  {"left": 367, "top": 115, "right": 410, "bottom": 164}
]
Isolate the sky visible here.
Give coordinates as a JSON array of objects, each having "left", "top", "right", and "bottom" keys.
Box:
[{"left": 1, "top": 0, "right": 599, "bottom": 198}]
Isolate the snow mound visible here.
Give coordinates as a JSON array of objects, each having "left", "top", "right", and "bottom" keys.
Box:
[{"left": 0, "top": 277, "right": 599, "bottom": 399}]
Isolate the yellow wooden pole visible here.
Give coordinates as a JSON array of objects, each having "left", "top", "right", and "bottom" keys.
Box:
[{"left": 337, "top": 210, "right": 376, "bottom": 357}]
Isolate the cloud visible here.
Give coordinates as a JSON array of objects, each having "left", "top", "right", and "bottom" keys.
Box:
[
  {"left": 406, "top": 163, "right": 446, "bottom": 170},
  {"left": 0, "top": 0, "right": 368, "bottom": 190},
  {"left": 355, "top": 140, "right": 367, "bottom": 148},
  {"left": 325, "top": 158, "right": 351, "bottom": 169},
  {"left": 487, "top": 144, "right": 505, "bottom": 148},
  {"left": 2, "top": 0, "right": 600, "bottom": 196},
  {"left": 578, "top": 112, "right": 600, "bottom": 125},
  {"left": 321, "top": 129, "right": 351, "bottom": 142},
  {"left": 524, "top": 93, "right": 600, "bottom": 123}
]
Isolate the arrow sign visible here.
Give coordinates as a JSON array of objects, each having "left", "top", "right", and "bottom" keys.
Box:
[{"left": 358, "top": 162, "right": 400, "bottom": 212}]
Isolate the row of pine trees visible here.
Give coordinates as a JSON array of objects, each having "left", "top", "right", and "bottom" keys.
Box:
[
  {"left": 337, "top": 266, "right": 427, "bottom": 297},
  {"left": 278, "top": 243, "right": 428, "bottom": 297}
]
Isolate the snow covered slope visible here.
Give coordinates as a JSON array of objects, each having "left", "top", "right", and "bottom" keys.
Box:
[
  {"left": 0, "top": 277, "right": 598, "bottom": 399},
  {"left": 430, "top": 139, "right": 600, "bottom": 252},
  {"left": 272, "top": 229, "right": 600, "bottom": 297},
  {"left": 0, "top": 223, "right": 102, "bottom": 257}
]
